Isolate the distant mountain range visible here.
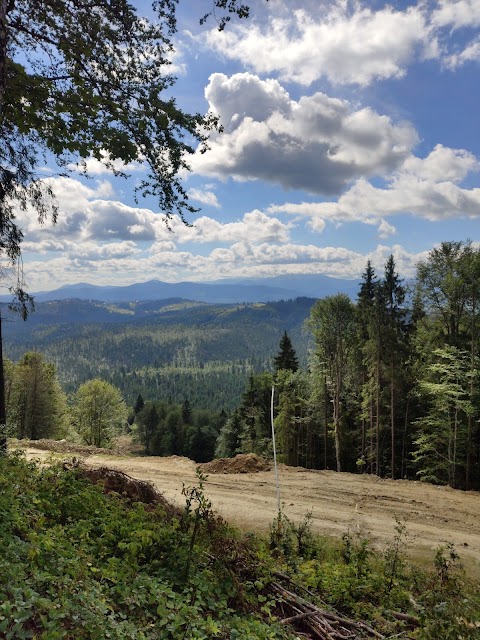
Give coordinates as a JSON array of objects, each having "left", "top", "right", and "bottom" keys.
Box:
[{"left": 0, "top": 274, "right": 359, "bottom": 304}]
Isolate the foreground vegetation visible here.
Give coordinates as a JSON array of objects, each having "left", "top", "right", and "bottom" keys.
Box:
[{"left": 1, "top": 453, "right": 479, "bottom": 639}]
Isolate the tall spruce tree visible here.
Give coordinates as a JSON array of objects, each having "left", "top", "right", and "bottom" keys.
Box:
[
  {"left": 274, "top": 331, "right": 299, "bottom": 373},
  {"left": 382, "top": 255, "right": 408, "bottom": 479},
  {"left": 356, "top": 261, "right": 377, "bottom": 470}
]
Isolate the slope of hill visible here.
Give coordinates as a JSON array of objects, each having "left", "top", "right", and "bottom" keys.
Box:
[{"left": 2, "top": 297, "right": 316, "bottom": 410}]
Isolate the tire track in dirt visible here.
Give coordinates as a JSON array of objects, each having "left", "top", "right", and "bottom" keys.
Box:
[{"left": 24, "top": 448, "right": 480, "bottom": 574}]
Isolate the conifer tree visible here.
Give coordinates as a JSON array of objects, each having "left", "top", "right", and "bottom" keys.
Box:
[
  {"left": 215, "top": 411, "right": 242, "bottom": 458},
  {"left": 356, "top": 260, "right": 377, "bottom": 470},
  {"left": 274, "top": 331, "right": 299, "bottom": 373},
  {"left": 134, "top": 394, "right": 145, "bottom": 416},
  {"left": 382, "top": 255, "right": 408, "bottom": 479}
]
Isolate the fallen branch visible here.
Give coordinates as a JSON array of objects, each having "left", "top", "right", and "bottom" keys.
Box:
[{"left": 271, "top": 581, "right": 385, "bottom": 639}]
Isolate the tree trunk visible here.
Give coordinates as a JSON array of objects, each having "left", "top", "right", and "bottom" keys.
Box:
[
  {"left": 323, "top": 374, "right": 328, "bottom": 470},
  {"left": 390, "top": 373, "right": 395, "bottom": 480},
  {"left": 376, "top": 358, "right": 380, "bottom": 476},
  {"left": 466, "top": 289, "right": 476, "bottom": 490},
  {"left": 0, "top": 314, "right": 6, "bottom": 453},
  {"left": 0, "top": 0, "right": 8, "bottom": 116}
]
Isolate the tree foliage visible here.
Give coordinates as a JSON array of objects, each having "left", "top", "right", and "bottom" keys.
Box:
[
  {"left": 73, "top": 378, "right": 128, "bottom": 447},
  {"left": 217, "top": 242, "right": 480, "bottom": 491},
  {"left": 6, "top": 351, "right": 69, "bottom": 440},
  {"left": 1, "top": 0, "right": 255, "bottom": 301},
  {"left": 274, "top": 330, "right": 299, "bottom": 373}
]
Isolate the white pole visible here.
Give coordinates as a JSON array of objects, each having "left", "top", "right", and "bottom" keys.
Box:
[{"left": 271, "top": 385, "right": 281, "bottom": 515}]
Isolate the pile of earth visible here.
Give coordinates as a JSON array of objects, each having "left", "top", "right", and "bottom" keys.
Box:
[{"left": 200, "top": 453, "right": 271, "bottom": 474}]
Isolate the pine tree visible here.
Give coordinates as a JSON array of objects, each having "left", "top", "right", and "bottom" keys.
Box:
[
  {"left": 382, "top": 255, "right": 408, "bottom": 479},
  {"left": 274, "top": 331, "right": 299, "bottom": 373},
  {"left": 356, "top": 260, "right": 377, "bottom": 470},
  {"left": 182, "top": 399, "right": 192, "bottom": 425},
  {"left": 215, "top": 411, "right": 242, "bottom": 458},
  {"left": 134, "top": 394, "right": 145, "bottom": 416}
]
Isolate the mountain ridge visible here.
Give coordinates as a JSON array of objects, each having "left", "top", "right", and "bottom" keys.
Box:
[{"left": 0, "top": 274, "right": 359, "bottom": 304}]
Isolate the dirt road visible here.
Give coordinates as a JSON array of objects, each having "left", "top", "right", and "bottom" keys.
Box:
[{"left": 25, "top": 447, "right": 480, "bottom": 573}]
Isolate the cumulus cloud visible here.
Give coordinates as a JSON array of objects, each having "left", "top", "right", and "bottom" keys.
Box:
[
  {"left": 444, "top": 36, "right": 480, "bottom": 68},
  {"left": 168, "top": 210, "right": 291, "bottom": 245},
  {"left": 199, "top": 0, "right": 480, "bottom": 86},
  {"left": 203, "top": 5, "right": 432, "bottom": 87},
  {"left": 378, "top": 219, "right": 397, "bottom": 239},
  {"left": 432, "top": 0, "right": 480, "bottom": 29},
  {"left": 15, "top": 176, "right": 292, "bottom": 253},
  {"left": 84, "top": 201, "right": 158, "bottom": 242},
  {"left": 67, "top": 150, "right": 143, "bottom": 176},
  {"left": 190, "top": 73, "right": 417, "bottom": 195},
  {"left": 187, "top": 188, "right": 220, "bottom": 208},
  {"left": 268, "top": 145, "right": 480, "bottom": 226}
]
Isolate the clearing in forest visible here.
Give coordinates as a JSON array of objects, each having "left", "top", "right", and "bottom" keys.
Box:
[{"left": 21, "top": 442, "right": 480, "bottom": 575}]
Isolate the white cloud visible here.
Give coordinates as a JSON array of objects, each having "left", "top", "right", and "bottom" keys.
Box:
[
  {"left": 268, "top": 145, "right": 480, "bottom": 226},
  {"left": 203, "top": 5, "right": 432, "bottom": 87},
  {"left": 433, "top": 0, "right": 480, "bottom": 29},
  {"left": 68, "top": 150, "right": 143, "bottom": 176},
  {"left": 168, "top": 210, "right": 292, "bottom": 245},
  {"left": 199, "top": 0, "right": 480, "bottom": 86},
  {"left": 15, "top": 176, "right": 292, "bottom": 253},
  {"left": 187, "top": 188, "right": 220, "bottom": 208},
  {"left": 191, "top": 73, "right": 417, "bottom": 195},
  {"left": 378, "top": 219, "right": 397, "bottom": 239},
  {"left": 444, "top": 36, "right": 480, "bottom": 67}
]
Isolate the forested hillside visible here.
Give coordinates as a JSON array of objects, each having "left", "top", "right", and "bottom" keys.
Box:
[
  {"left": 4, "top": 240, "right": 480, "bottom": 492},
  {"left": 217, "top": 241, "right": 480, "bottom": 491},
  {"left": 3, "top": 297, "right": 315, "bottom": 411}
]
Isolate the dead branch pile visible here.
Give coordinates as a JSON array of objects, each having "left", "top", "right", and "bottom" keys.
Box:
[
  {"left": 78, "top": 466, "right": 179, "bottom": 517},
  {"left": 272, "top": 581, "right": 385, "bottom": 639}
]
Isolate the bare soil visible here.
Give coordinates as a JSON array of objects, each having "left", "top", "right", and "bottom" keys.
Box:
[{"left": 22, "top": 444, "right": 480, "bottom": 574}]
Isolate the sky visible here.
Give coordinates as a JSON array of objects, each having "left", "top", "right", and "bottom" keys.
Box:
[{"left": 8, "top": 0, "right": 480, "bottom": 292}]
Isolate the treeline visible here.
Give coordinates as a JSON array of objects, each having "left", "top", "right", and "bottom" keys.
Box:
[
  {"left": 4, "top": 352, "right": 226, "bottom": 461},
  {"left": 131, "top": 396, "right": 226, "bottom": 462},
  {"left": 216, "top": 241, "right": 480, "bottom": 491},
  {"left": 6, "top": 240, "right": 480, "bottom": 489}
]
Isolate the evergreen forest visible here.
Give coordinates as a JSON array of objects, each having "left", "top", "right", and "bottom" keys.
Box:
[{"left": 4, "top": 240, "right": 480, "bottom": 491}]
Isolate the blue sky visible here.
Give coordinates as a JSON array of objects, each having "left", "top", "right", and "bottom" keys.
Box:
[{"left": 10, "top": 0, "right": 480, "bottom": 292}]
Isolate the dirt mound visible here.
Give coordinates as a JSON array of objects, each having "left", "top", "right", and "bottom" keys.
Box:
[
  {"left": 200, "top": 453, "right": 271, "bottom": 474},
  {"left": 79, "top": 466, "right": 179, "bottom": 516}
]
